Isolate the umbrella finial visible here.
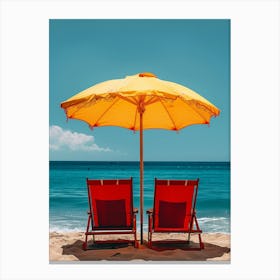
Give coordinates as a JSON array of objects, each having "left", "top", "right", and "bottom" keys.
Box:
[{"left": 139, "top": 72, "right": 157, "bottom": 78}]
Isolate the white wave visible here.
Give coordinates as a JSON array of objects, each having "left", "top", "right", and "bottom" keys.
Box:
[
  {"left": 49, "top": 217, "right": 230, "bottom": 233},
  {"left": 49, "top": 226, "right": 84, "bottom": 233},
  {"left": 198, "top": 217, "right": 228, "bottom": 222},
  {"left": 197, "top": 216, "right": 230, "bottom": 233}
]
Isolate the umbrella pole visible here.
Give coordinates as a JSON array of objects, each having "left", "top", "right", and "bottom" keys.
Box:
[{"left": 139, "top": 110, "right": 144, "bottom": 245}]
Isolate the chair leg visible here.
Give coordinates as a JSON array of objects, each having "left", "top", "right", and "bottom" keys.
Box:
[
  {"left": 133, "top": 214, "right": 139, "bottom": 248},
  {"left": 83, "top": 214, "right": 91, "bottom": 250},
  {"left": 133, "top": 227, "right": 138, "bottom": 248},
  {"left": 134, "top": 232, "right": 139, "bottom": 248},
  {"left": 194, "top": 215, "right": 204, "bottom": 250},
  {"left": 83, "top": 235, "right": 88, "bottom": 250},
  {"left": 147, "top": 214, "right": 153, "bottom": 248},
  {"left": 187, "top": 232, "right": 191, "bottom": 244},
  {"left": 149, "top": 231, "right": 152, "bottom": 248},
  {"left": 198, "top": 233, "right": 204, "bottom": 249}
]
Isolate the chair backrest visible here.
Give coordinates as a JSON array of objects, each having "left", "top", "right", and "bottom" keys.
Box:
[
  {"left": 86, "top": 178, "right": 133, "bottom": 229},
  {"left": 153, "top": 178, "right": 199, "bottom": 232}
]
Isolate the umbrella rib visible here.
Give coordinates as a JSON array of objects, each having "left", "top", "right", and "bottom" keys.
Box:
[
  {"left": 83, "top": 94, "right": 138, "bottom": 127},
  {"left": 144, "top": 96, "right": 159, "bottom": 106},
  {"left": 130, "top": 96, "right": 157, "bottom": 131},
  {"left": 93, "top": 98, "right": 120, "bottom": 126},
  {"left": 132, "top": 105, "right": 138, "bottom": 130},
  {"left": 158, "top": 97, "right": 178, "bottom": 130},
  {"left": 180, "top": 98, "right": 210, "bottom": 124},
  {"left": 116, "top": 94, "right": 138, "bottom": 105},
  {"left": 94, "top": 94, "right": 140, "bottom": 127},
  {"left": 65, "top": 97, "right": 95, "bottom": 117}
]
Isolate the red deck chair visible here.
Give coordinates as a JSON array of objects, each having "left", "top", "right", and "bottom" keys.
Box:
[
  {"left": 83, "top": 178, "right": 138, "bottom": 250},
  {"left": 146, "top": 178, "right": 204, "bottom": 250}
]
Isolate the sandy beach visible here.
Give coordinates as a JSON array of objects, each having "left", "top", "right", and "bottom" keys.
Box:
[{"left": 49, "top": 232, "right": 230, "bottom": 262}]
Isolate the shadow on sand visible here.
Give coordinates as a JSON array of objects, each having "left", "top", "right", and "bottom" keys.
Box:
[{"left": 61, "top": 239, "right": 230, "bottom": 261}]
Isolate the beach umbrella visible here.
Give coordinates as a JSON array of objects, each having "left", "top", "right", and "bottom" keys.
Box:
[{"left": 61, "top": 72, "right": 220, "bottom": 244}]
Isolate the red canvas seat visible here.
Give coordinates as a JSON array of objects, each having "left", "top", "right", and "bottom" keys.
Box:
[
  {"left": 83, "top": 178, "right": 138, "bottom": 250},
  {"left": 146, "top": 178, "right": 204, "bottom": 250}
]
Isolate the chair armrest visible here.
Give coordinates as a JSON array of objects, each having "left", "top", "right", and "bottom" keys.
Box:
[
  {"left": 146, "top": 208, "right": 153, "bottom": 215},
  {"left": 133, "top": 208, "right": 138, "bottom": 214}
]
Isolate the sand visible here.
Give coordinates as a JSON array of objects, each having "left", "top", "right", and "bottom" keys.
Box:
[{"left": 49, "top": 231, "right": 230, "bottom": 262}]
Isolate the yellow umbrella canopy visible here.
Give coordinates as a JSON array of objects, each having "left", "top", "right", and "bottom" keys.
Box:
[
  {"left": 61, "top": 73, "right": 219, "bottom": 130},
  {"left": 61, "top": 72, "right": 220, "bottom": 244}
]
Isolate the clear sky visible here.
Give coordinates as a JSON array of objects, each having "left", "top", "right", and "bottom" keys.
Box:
[{"left": 49, "top": 19, "right": 230, "bottom": 162}]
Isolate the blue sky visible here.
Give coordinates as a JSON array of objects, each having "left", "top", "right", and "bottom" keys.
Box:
[{"left": 49, "top": 19, "right": 230, "bottom": 161}]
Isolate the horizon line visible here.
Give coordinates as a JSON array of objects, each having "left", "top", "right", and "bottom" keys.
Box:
[{"left": 49, "top": 160, "right": 230, "bottom": 163}]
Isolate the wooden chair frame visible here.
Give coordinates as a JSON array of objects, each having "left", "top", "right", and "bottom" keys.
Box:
[
  {"left": 146, "top": 178, "right": 204, "bottom": 250},
  {"left": 83, "top": 178, "right": 139, "bottom": 250}
]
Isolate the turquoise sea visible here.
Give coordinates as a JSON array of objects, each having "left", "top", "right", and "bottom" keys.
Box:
[{"left": 49, "top": 161, "right": 230, "bottom": 233}]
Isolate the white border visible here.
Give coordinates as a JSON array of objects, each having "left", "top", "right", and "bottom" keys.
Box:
[{"left": 1, "top": 0, "right": 279, "bottom": 279}]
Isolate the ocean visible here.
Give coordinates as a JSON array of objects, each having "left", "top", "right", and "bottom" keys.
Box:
[{"left": 49, "top": 161, "right": 230, "bottom": 233}]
